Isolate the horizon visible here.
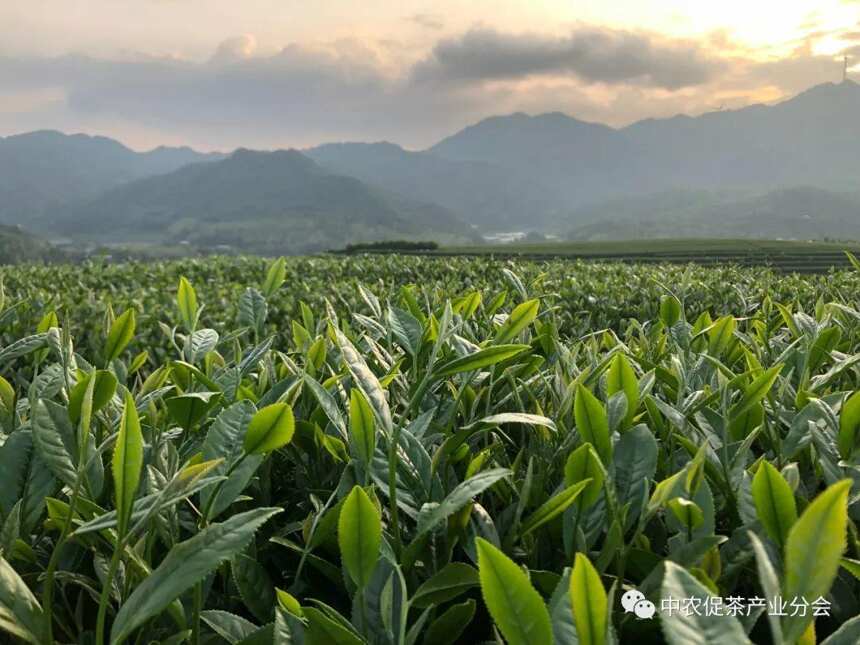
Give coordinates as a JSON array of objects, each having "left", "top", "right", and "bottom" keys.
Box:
[{"left": 2, "top": 77, "right": 857, "bottom": 154}]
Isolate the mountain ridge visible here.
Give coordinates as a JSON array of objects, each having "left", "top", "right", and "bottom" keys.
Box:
[
  {"left": 0, "top": 129, "right": 224, "bottom": 225},
  {"left": 40, "top": 147, "right": 475, "bottom": 254},
  {"left": 4, "top": 79, "right": 860, "bottom": 250}
]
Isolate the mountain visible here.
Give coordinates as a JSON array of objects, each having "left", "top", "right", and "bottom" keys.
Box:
[
  {"left": 427, "top": 80, "right": 860, "bottom": 220},
  {"left": 41, "top": 149, "right": 475, "bottom": 254},
  {"left": 0, "top": 224, "right": 62, "bottom": 264},
  {"left": 307, "top": 141, "right": 563, "bottom": 230},
  {"left": 430, "top": 112, "right": 621, "bottom": 183},
  {"left": 5, "top": 80, "right": 860, "bottom": 248},
  {"left": 616, "top": 81, "right": 860, "bottom": 196},
  {"left": 0, "top": 130, "right": 223, "bottom": 224},
  {"left": 566, "top": 187, "right": 860, "bottom": 241},
  {"left": 428, "top": 112, "right": 631, "bottom": 210}
]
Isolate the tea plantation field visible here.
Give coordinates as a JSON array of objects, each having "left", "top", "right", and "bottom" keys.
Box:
[
  {"left": 1, "top": 254, "right": 860, "bottom": 644},
  {"left": 432, "top": 239, "right": 860, "bottom": 274}
]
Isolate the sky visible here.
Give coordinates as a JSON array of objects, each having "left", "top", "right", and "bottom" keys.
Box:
[{"left": 1, "top": 0, "right": 859, "bottom": 151}]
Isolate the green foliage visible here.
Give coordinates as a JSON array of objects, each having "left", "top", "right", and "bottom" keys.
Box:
[
  {"left": 337, "top": 486, "right": 381, "bottom": 588},
  {"left": 751, "top": 460, "right": 797, "bottom": 548},
  {"left": 243, "top": 403, "right": 296, "bottom": 455},
  {"left": 476, "top": 537, "right": 553, "bottom": 645},
  {"left": 574, "top": 384, "right": 612, "bottom": 464},
  {"left": 103, "top": 308, "right": 136, "bottom": 365},
  {"left": 112, "top": 391, "right": 143, "bottom": 535},
  {"left": 661, "top": 562, "right": 751, "bottom": 644},
  {"left": 0, "top": 255, "right": 858, "bottom": 643},
  {"left": 110, "top": 508, "right": 282, "bottom": 643},
  {"left": 176, "top": 276, "right": 199, "bottom": 332},
  {"left": 783, "top": 480, "right": 851, "bottom": 642},
  {"left": 570, "top": 553, "right": 607, "bottom": 645}
]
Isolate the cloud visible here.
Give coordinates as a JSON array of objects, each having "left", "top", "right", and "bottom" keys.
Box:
[
  {"left": 407, "top": 13, "right": 444, "bottom": 31},
  {"left": 211, "top": 34, "right": 258, "bottom": 63},
  {"left": 731, "top": 50, "right": 851, "bottom": 94},
  {"left": 411, "top": 27, "right": 725, "bottom": 89},
  {"left": 0, "top": 27, "right": 852, "bottom": 150},
  {"left": 0, "top": 39, "right": 487, "bottom": 149}
]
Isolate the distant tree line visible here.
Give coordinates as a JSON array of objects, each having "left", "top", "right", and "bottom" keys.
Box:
[{"left": 331, "top": 240, "right": 439, "bottom": 254}]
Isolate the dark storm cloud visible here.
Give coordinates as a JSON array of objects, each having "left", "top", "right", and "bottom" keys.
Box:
[{"left": 410, "top": 27, "right": 725, "bottom": 89}]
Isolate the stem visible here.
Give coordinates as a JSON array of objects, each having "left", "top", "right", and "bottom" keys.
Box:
[
  {"left": 359, "top": 590, "right": 368, "bottom": 634},
  {"left": 293, "top": 487, "right": 339, "bottom": 590},
  {"left": 571, "top": 507, "right": 582, "bottom": 557},
  {"left": 42, "top": 472, "right": 85, "bottom": 643},
  {"left": 95, "top": 543, "right": 124, "bottom": 645},
  {"left": 200, "top": 454, "right": 247, "bottom": 523},
  {"left": 388, "top": 425, "right": 403, "bottom": 557},
  {"left": 191, "top": 582, "right": 203, "bottom": 645},
  {"left": 191, "top": 454, "right": 246, "bottom": 645}
]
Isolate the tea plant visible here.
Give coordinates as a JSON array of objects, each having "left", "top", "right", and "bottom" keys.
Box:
[{"left": 0, "top": 255, "right": 859, "bottom": 644}]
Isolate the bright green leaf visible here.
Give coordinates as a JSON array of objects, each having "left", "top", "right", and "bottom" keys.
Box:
[
  {"left": 243, "top": 403, "right": 295, "bottom": 455},
  {"left": 569, "top": 553, "right": 606, "bottom": 645},
  {"left": 113, "top": 391, "right": 144, "bottom": 535},
  {"left": 338, "top": 486, "right": 381, "bottom": 588},
  {"left": 782, "top": 480, "right": 851, "bottom": 643},
  {"left": 574, "top": 384, "right": 612, "bottom": 464},
  {"left": 476, "top": 537, "right": 552, "bottom": 645},
  {"left": 751, "top": 461, "right": 797, "bottom": 548}
]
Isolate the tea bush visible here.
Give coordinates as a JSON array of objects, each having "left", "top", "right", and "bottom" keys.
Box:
[{"left": 1, "top": 255, "right": 859, "bottom": 644}]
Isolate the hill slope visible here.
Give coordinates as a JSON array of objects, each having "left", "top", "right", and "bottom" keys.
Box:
[
  {"left": 42, "top": 149, "right": 474, "bottom": 254},
  {"left": 566, "top": 187, "right": 860, "bottom": 241},
  {"left": 307, "top": 141, "right": 563, "bottom": 231},
  {"left": 0, "top": 225, "right": 61, "bottom": 264},
  {"left": 0, "top": 130, "right": 223, "bottom": 224},
  {"left": 428, "top": 111, "right": 634, "bottom": 211}
]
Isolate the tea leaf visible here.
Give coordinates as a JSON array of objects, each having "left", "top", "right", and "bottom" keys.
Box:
[
  {"left": 243, "top": 403, "right": 295, "bottom": 455},
  {"left": 476, "top": 537, "right": 552, "bottom": 645},
  {"left": 177, "top": 277, "right": 198, "bottom": 332},
  {"left": 338, "top": 486, "right": 381, "bottom": 588},
  {"left": 495, "top": 299, "right": 539, "bottom": 344},
  {"left": 411, "top": 562, "right": 479, "bottom": 608},
  {"left": 110, "top": 507, "right": 281, "bottom": 643},
  {"left": 574, "top": 384, "right": 612, "bottom": 464},
  {"left": 570, "top": 553, "right": 606, "bottom": 645},
  {"left": 751, "top": 461, "right": 797, "bottom": 548},
  {"left": 113, "top": 391, "right": 144, "bottom": 535},
  {"left": 104, "top": 309, "right": 136, "bottom": 364},
  {"left": 521, "top": 479, "right": 591, "bottom": 536},
  {"left": 0, "top": 555, "right": 46, "bottom": 644},
  {"left": 661, "top": 562, "right": 751, "bottom": 644},
  {"left": 435, "top": 344, "right": 530, "bottom": 377},
  {"left": 782, "top": 480, "right": 851, "bottom": 643}
]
